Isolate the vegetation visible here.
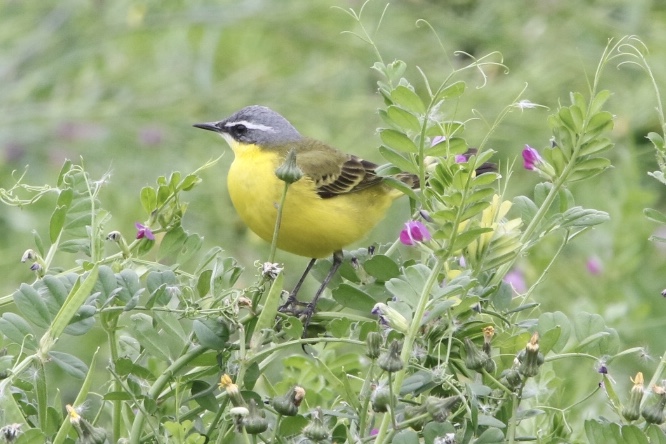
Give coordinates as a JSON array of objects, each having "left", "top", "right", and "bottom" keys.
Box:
[{"left": 2, "top": 1, "right": 666, "bottom": 443}]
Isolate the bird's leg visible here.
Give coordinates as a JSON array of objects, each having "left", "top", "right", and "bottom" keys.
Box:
[
  {"left": 300, "top": 250, "right": 344, "bottom": 337},
  {"left": 278, "top": 258, "right": 316, "bottom": 313}
]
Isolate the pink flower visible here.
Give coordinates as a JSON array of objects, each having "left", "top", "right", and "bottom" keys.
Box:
[
  {"left": 522, "top": 145, "right": 542, "bottom": 170},
  {"left": 455, "top": 154, "right": 467, "bottom": 163},
  {"left": 504, "top": 269, "right": 527, "bottom": 294},
  {"left": 399, "top": 221, "right": 431, "bottom": 245},
  {"left": 135, "top": 222, "right": 155, "bottom": 241},
  {"left": 586, "top": 256, "right": 603, "bottom": 275}
]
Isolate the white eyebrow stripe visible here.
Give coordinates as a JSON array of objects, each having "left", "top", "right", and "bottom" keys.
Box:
[{"left": 225, "top": 120, "right": 275, "bottom": 132}]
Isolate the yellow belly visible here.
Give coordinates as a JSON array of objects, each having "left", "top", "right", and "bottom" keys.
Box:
[{"left": 227, "top": 145, "right": 396, "bottom": 258}]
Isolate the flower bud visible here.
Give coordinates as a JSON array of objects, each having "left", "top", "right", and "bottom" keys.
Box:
[
  {"left": 302, "top": 407, "right": 330, "bottom": 442},
  {"left": 371, "top": 303, "right": 409, "bottom": 334},
  {"left": 378, "top": 339, "right": 404, "bottom": 373},
  {"left": 0, "top": 423, "right": 22, "bottom": 443},
  {"left": 230, "top": 406, "right": 249, "bottom": 432},
  {"left": 242, "top": 399, "right": 268, "bottom": 435},
  {"left": 21, "top": 249, "right": 36, "bottom": 263},
  {"left": 403, "top": 403, "right": 428, "bottom": 430},
  {"left": 272, "top": 386, "right": 305, "bottom": 416},
  {"left": 517, "top": 332, "right": 544, "bottom": 378},
  {"left": 425, "top": 395, "right": 460, "bottom": 422},
  {"left": 463, "top": 338, "right": 489, "bottom": 372},
  {"left": 622, "top": 372, "right": 644, "bottom": 422},
  {"left": 219, "top": 374, "right": 245, "bottom": 407},
  {"left": 275, "top": 149, "right": 303, "bottom": 184},
  {"left": 642, "top": 384, "right": 666, "bottom": 424},
  {"left": 365, "top": 332, "right": 382, "bottom": 360},
  {"left": 67, "top": 405, "right": 108, "bottom": 444},
  {"left": 107, "top": 230, "right": 131, "bottom": 258},
  {"left": 371, "top": 384, "right": 392, "bottom": 413},
  {"left": 500, "top": 367, "right": 523, "bottom": 390}
]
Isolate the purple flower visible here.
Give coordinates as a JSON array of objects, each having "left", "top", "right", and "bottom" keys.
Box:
[
  {"left": 586, "top": 256, "right": 603, "bottom": 275},
  {"left": 504, "top": 269, "right": 527, "bottom": 294},
  {"left": 135, "top": 222, "right": 155, "bottom": 241},
  {"left": 399, "top": 221, "right": 432, "bottom": 245},
  {"left": 431, "top": 135, "right": 446, "bottom": 146},
  {"left": 522, "top": 145, "right": 542, "bottom": 170}
]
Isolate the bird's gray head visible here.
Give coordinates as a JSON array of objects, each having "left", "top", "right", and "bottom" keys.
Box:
[{"left": 193, "top": 105, "right": 302, "bottom": 146}]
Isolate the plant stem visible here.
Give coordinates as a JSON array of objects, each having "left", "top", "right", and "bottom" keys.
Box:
[{"left": 374, "top": 257, "right": 444, "bottom": 443}]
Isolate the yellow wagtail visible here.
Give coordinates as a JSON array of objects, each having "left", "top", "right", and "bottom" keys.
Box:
[{"left": 194, "top": 106, "right": 491, "bottom": 332}]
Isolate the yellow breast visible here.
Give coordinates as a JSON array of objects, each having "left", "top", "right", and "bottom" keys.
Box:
[{"left": 226, "top": 143, "right": 396, "bottom": 258}]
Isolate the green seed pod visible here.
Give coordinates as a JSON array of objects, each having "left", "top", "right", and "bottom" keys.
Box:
[
  {"left": 365, "top": 332, "right": 382, "bottom": 360},
  {"left": 463, "top": 337, "right": 489, "bottom": 372},
  {"left": 642, "top": 385, "right": 666, "bottom": 424},
  {"left": 302, "top": 407, "right": 330, "bottom": 442},
  {"left": 242, "top": 400, "right": 268, "bottom": 435},
  {"left": 518, "top": 333, "right": 544, "bottom": 378},
  {"left": 378, "top": 340, "right": 404, "bottom": 373},
  {"left": 500, "top": 367, "right": 523, "bottom": 389},
  {"left": 275, "top": 149, "right": 303, "bottom": 184},
  {"left": 67, "top": 405, "right": 108, "bottom": 444},
  {"left": 425, "top": 396, "right": 460, "bottom": 422},
  {"left": 622, "top": 372, "right": 644, "bottom": 422},
  {"left": 272, "top": 386, "right": 305, "bottom": 416},
  {"left": 371, "top": 385, "right": 392, "bottom": 413}
]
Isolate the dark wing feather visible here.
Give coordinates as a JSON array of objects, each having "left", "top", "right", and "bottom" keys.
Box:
[
  {"left": 293, "top": 139, "right": 383, "bottom": 199},
  {"left": 315, "top": 156, "right": 382, "bottom": 198}
]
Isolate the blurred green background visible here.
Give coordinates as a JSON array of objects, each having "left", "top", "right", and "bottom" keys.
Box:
[{"left": 1, "top": 0, "right": 666, "bottom": 411}]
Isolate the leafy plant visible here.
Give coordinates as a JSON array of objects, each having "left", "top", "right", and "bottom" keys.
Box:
[{"left": 0, "top": 4, "right": 663, "bottom": 444}]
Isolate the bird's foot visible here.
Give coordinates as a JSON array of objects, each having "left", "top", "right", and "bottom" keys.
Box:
[{"left": 278, "top": 293, "right": 307, "bottom": 315}]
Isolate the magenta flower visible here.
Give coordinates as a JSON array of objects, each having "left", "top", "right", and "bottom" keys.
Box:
[
  {"left": 522, "top": 145, "right": 542, "bottom": 170},
  {"left": 399, "top": 221, "right": 431, "bottom": 245},
  {"left": 135, "top": 222, "right": 155, "bottom": 241},
  {"left": 455, "top": 154, "right": 467, "bottom": 163},
  {"left": 586, "top": 256, "right": 603, "bottom": 275}
]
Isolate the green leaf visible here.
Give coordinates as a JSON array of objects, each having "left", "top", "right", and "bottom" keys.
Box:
[
  {"left": 391, "top": 85, "right": 426, "bottom": 114},
  {"left": 645, "top": 208, "right": 666, "bottom": 224},
  {"left": 474, "top": 427, "right": 504, "bottom": 443},
  {"left": 647, "top": 132, "right": 666, "bottom": 150},
  {"left": 589, "top": 90, "right": 611, "bottom": 115},
  {"left": 180, "top": 173, "right": 201, "bottom": 191},
  {"left": 392, "top": 429, "right": 420, "bottom": 444},
  {"left": 379, "top": 129, "right": 418, "bottom": 153},
  {"left": 129, "top": 313, "right": 172, "bottom": 361},
  {"left": 646, "top": 424, "right": 666, "bottom": 444},
  {"left": 193, "top": 318, "right": 230, "bottom": 350},
  {"left": 197, "top": 269, "right": 212, "bottom": 298},
  {"left": 48, "top": 351, "right": 88, "bottom": 379},
  {"left": 559, "top": 207, "right": 609, "bottom": 228},
  {"left": 140, "top": 186, "right": 157, "bottom": 214},
  {"left": 363, "top": 255, "right": 400, "bottom": 281},
  {"left": 0, "top": 313, "right": 37, "bottom": 350},
  {"left": 538, "top": 311, "right": 571, "bottom": 353},
  {"left": 14, "top": 283, "right": 52, "bottom": 328},
  {"left": 49, "top": 205, "right": 69, "bottom": 243},
  {"left": 115, "top": 269, "right": 141, "bottom": 304},
  {"left": 579, "top": 137, "right": 614, "bottom": 156},
  {"left": 243, "top": 362, "right": 261, "bottom": 390},
  {"left": 56, "top": 159, "right": 73, "bottom": 187},
  {"left": 423, "top": 422, "right": 455, "bottom": 444},
  {"left": 452, "top": 227, "right": 494, "bottom": 251},
  {"left": 435, "top": 80, "right": 466, "bottom": 101},
  {"left": 379, "top": 146, "right": 418, "bottom": 174},
  {"left": 190, "top": 380, "right": 219, "bottom": 412},
  {"left": 332, "top": 284, "right": 376, "bottom": 312},
  {"left": 159, "top": 226, "right": 188, "bottom": 259},
  {"left": 387, "top": 105, "right": 421, "bottom": 132}
]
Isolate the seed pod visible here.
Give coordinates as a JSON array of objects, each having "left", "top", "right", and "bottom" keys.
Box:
[{"left": 622, "top": 372, "right": 644, "bottom": 422}]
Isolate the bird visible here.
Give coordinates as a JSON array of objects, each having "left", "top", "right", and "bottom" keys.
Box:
[{"left": 193, "top": 105, "right": 420, "bottom": 334}]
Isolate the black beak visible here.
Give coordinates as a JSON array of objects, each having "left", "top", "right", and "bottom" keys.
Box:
[{"left": 193, "top": 122, "right": 221, "bottom": 132}]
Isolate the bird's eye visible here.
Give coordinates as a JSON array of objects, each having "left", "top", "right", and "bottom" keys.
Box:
[{"left": 234, "top": 124, "right": 247, "bottom": 135}]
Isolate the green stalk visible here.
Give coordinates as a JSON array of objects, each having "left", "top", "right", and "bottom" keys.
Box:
[
  {"left": 374, "top": 257, "right": 445, "bottom": 443},
  {"left": 129, "top": 346, "right": 208, "bottom": 443}
]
